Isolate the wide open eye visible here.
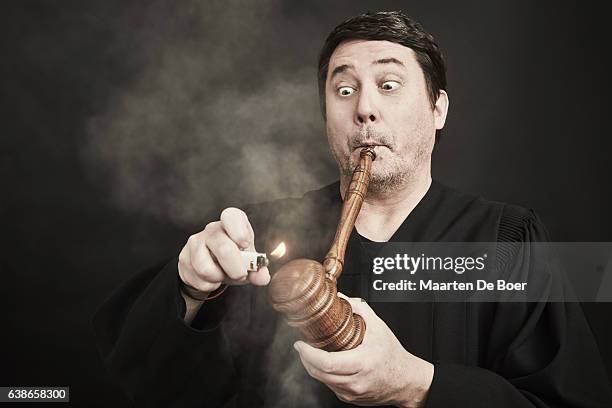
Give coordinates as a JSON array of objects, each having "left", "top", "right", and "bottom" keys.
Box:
[
  {"left": 337, "top": 86, "right": 356, "bottom": 96},
  {"left": 381, "top": 80, "right": 401, "bottom": 91}
]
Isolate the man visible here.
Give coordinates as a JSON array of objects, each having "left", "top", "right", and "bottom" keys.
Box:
[{"left": 93, "top": 11, "right": 612, "bottom": 407}]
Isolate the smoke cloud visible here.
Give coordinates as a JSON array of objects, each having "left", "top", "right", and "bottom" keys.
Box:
[
  {"left": 83, "top": 0, "right": 337, "bottom": 226},
  {"left": 265, "top": 320, "right": 323, "bottom": 408},
  {"left": 82, "top": 4, "right": 343, "bottom": 404}
]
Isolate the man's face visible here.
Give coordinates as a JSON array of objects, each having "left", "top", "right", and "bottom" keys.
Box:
[{"left": 325, "top": 40, "right": 447, "bottom": 193}]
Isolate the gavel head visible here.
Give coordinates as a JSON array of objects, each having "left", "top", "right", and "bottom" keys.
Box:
[{"left": 268, "top": 258, "right": 365, "bottom": 351}]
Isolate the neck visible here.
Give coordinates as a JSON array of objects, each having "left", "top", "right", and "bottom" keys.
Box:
[{"left": 339, "top": 167, "right": 432, "bottom": 242}]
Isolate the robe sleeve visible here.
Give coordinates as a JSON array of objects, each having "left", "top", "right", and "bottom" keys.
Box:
[
  {"left": 425, "top": 205, "right": 612, "bottom": 407},
  {"left": 91, "top": 201, "right": 278, "bottom": 407},
  {"left": 92, "top": 257, "right": 240, "bottom": 407}
]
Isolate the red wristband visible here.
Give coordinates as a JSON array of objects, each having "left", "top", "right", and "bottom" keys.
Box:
[{"left": 204, "top": 284, "right": 228, "bottom": 301}]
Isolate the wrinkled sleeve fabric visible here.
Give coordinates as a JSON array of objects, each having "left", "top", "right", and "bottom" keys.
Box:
[
  {"left": 91, "top": 201, "right": 278, "bottom": 407},
  {"left": 92, "top": 258, "right": 239, "bottom": 407},
  {"left": 425, "top": 206, "right": 612, "bottom": 407}
]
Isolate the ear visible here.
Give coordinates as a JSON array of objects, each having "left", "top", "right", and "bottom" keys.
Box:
[{"left": 433, "top": 90, "right": 449, "bottom": 130}]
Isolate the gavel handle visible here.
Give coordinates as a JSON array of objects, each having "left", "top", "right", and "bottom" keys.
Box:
[{"left": 323, "top": 147, "right": 376, "bottom": 281}]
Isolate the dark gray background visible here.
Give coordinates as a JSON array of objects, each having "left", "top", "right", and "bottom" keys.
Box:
[{"left": 2, "top": 0, "right": 610, "bottom": 406}]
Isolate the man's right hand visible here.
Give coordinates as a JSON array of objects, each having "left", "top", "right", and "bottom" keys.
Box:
[{"left": 178, "top": 207, "right": 270, "bottom": 313}]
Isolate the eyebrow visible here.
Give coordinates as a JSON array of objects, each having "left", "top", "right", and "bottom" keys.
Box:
[
  {"left": 330, "top": 58, "right": 406, "bottom": 79},
  {"left": 372, "top": 57, "right": 405, "bottom": 68},
  {"left": 330, "top": 64, "right": 353, "bottom": 79}
]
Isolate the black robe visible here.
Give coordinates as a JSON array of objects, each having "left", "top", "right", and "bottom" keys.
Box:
[{"left": 93, "top": 180, "right": 612, "bottom": 407}]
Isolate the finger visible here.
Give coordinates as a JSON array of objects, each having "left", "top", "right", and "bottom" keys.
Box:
[
  {"left": 326, "top": 383, "right": 360, "bottom": 404},
  {"left": 294, "top": 341, "right": 362, "bottom": 375},
  {"left": 220, "top": 207, "right": 254, "bottom": 250},
  {"left": 248, "top": 266, "right": 271, "bottom": 286},
  {"left": 337, "top": 293, "right": 374, "bottom": 324},
  {"left": 299, "top": 358, "right": 352, "bottom": 388},
  {"left": 190, "top": 239, "right": 225, "bottom": 283},
  {"left": 343, "top": 295, "right": 374, "bottom": 320},
  {"left": 178, "top": 254, "right": 221, "bottom": 293},
  {"left": 224, "top": 273, "right": 250, "bottom": 286},
  {"left": 299, "top": 358, "right": 327, "bottom": 382},
  {"left": 206, "top": 231, "right": 247, "bottom": 280}
]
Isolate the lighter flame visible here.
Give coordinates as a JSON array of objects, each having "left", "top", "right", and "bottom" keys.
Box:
[{"left": 270, "top": 242, "right": 286, "bottom": 259}]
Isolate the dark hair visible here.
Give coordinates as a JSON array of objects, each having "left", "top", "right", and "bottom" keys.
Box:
[{"left": 318, "top": 11, "right": 447, "bottom": 118}]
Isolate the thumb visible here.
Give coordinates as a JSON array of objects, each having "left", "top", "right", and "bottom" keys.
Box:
[
  {"left": 242, "top": 221, "right": 270, "bottom": 286},
  {"left": 248, "top": 265, "right": 270, "bottom": 286},
  {"left": 337, "top": 291, "right": 350, "bottom": 301},
  {"left": 244, "top": 221, "right": 256, "bottom": 252},
  {"left": 338, "top": 292, "right": 374, "bottom": 320}
]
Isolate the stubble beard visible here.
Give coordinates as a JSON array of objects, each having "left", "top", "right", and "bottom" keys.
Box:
[{"left": 334, "top": 134, "right": 431, "bottom": 196}]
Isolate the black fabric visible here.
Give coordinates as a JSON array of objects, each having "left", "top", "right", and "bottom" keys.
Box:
[{"left": 92, "top": 180, "right": 612, "bottom": 407}]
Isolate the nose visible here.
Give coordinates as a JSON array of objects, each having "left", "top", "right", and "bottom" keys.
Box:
[{"left": 355, "top": 87, "right": 379, "bottom": 126}]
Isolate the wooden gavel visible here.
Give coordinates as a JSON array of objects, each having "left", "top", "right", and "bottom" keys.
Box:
[{"left": 268, "top": 147, "right": 376, "bottom": 351}]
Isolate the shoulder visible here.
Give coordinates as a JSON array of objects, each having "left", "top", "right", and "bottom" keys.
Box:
[
  {"left": 433, "top": 181, "right": 548, "bottom": 242},
  {"left": 497, "top": 203, "right": 548, "bottom": 242}
]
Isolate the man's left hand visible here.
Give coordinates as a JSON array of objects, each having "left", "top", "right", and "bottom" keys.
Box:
[{"left": 293, "top": 294, "right": 434, "bottom": 407}]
